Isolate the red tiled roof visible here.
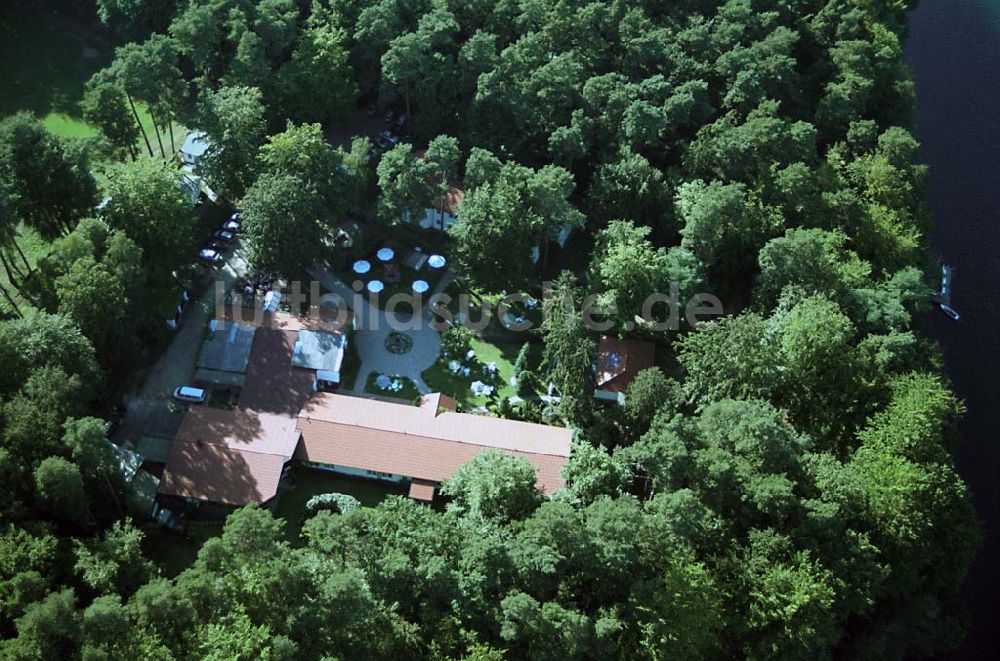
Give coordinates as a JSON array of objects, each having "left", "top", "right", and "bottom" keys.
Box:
[
  {"left": 159, "top": 408, "right": 300, "bottom": 505},
  {"left": 297, "top": 393, "right": 572, "bottom": 493},
  {"left": 436, "top": 184, "right": 464, "bottom": 215},
  {"left": 239, "top": 329, "right": 315, "bottom": 416},
  {"left": 175, "top": 407, "right": 301, "bottom": 455},
  {"left": 420, "top": 393, "right": 459, "bottom": 414},
  {"left": 159, "top": 442, "right": 288, "bottom": 505},
  {"left": 595, "top": 335, "right": 657, "bottom": 393}
]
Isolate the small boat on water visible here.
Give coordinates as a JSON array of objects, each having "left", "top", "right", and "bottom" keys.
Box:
[
  {"left": 940, "top": 264, "right": 953, "bottom": 300},
  {"left": 939, "top": 303, "right": 960, "bottom": 321},
  {"left": 932, "top": 265, "right": 960, "bottom": 320}
]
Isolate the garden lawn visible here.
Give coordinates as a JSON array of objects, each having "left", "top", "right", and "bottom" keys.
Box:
[
  {"left": 0, "top": 225, "right": 54, "bottom": 313},
  {"left": 272, "top": 465, "right": 407, "bottom": 545},
  {"left": 421, "top": 338, "right": 521, "bottom": 409},
  {"left": 0, "top": 5, "right": 111, "bottom": 126}
]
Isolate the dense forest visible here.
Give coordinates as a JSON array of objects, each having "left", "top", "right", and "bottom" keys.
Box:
[{"left": 0, "top": 0, "right": 980, "bottom": 658}]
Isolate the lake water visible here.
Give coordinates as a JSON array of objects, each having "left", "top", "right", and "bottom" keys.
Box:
[{"left": 905, "top": 0, "right": 1000, "bottom": 654}]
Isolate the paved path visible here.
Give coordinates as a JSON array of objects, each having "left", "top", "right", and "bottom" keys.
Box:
[
  {"left": 309, "top": 265, "right": 445, "bottom": 395},
  {"left": 117, "top": 246, "right": 248, "bottom": 444}
]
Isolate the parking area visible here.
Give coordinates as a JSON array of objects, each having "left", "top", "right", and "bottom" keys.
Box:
[
  {"left": 325, "top": 106, "right": 409, "bottom": 157},
  {"left": 115, "top": 241, "right": 249, "bottom": 446}
]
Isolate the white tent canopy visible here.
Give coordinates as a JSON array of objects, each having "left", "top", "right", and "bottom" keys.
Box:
[{"left": 262, "top": 290, "right": 281, "bottom": 312}]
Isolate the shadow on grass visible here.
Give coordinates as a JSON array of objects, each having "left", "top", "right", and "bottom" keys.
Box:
[
  {"left": 364, "top": 371, "right": 421, "bottom": 401},
  {"left": 0, "top": 4, "right": 113, "bottom": 122},
  {"left": 272, "top": 465, "right": 407, "bottom": 545},
  {"left": 142, "top": 519, "right": 224, "bottom": 578}
]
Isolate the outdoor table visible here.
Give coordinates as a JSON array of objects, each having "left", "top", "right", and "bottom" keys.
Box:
[
  {"left": 412, "top": 279, "right": 429, "bottom": 293},
  {"left": 367, "top": 280, "right": 385, "bottom": 293},
  {"left": 428, "top": 254, "right": 446, "bottom": 269},
  {"left": 352, "top": 259, "right": 371, "bottom": 274},
  {"left": 377, "top": 247, "right": 395, "bottom": 262},
  {"left": 471, "top": 381, "right": 495, "bottom": 397}
]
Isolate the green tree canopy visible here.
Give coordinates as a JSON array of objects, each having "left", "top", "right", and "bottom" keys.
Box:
[
  {"left": 442, "top": 449, "right": 543, "bottom": 523},
  {"left": 102, "top": 159, "right": 196, "bottom": 281},
  {"left": 0, "top": 113, "right": 97, "bottom": 240},
  {"left": 241, "top": 173, "right": 327, "bottom": 277},
  {"left": 198, "top": 85, "right": 268, "bottom": 197}
]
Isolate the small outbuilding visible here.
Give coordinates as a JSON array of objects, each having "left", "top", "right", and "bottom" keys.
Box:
[
  {"left": 179, "top": 130, "right": 210, "bottom": 168},
  {"left": 291, "top": 329, "right": 347, "bottom": 373},
  {"left": 593, "top": 335, "right": 657, "bottom": 404}
]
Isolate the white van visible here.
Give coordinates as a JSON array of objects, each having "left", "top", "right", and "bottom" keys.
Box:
[{"left": 172, "top": 386, "right": 207, "bottom": 403}]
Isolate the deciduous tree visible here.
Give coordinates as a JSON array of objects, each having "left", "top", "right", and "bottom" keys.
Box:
[
  {"left": 0, "top": 113, "right": 97, "bottom": 239},
  {"left": 198, "top": 85, "right": 268, "bottom": 198},
  {"left": 442, "top": 449, "right": 542, "bottom": 522},
  {"left": 241, "top": 173, "right": 327, "bottom": 277}
]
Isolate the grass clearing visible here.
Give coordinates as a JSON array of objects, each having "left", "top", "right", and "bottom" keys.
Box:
[
  {"left": 0, "top": 4, "right": 112, "bottom": 132},
  {"left": 422, "top": 337, "right": 520, "bottom": 408},
  {"left": 0, "top": 224, "right": 55, "bottom": 312},
  {"left": 42, "top": 112, "right": 100, "bottom": 139},
  {"left": 0, "top": 5, "right": 184, "bottom": 149}
]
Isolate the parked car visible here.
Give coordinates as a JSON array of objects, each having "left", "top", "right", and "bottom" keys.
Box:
[
  {"left": 229, "top": 210, "right": 243, "bottom": 222},
  {"left": 172, "top": 386, "right": 207, "bottom": 403},
  {"left": 152, "top": 503, "right": 185, "bottom": 533},
  {"left": 373, "top": 133, "right": 392, "bottom": 150},
  {"left": 213, "top": 229, "right": 235, "bottom": 242},
  {"left": 223, "top": 218, "right": 241, "bottom": 232},
  {"left": 199, "top": 247, "right": 223, "bottom": 263},
  {"left": 383, "top": 109, "right": 395, "bottom": 123}
]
